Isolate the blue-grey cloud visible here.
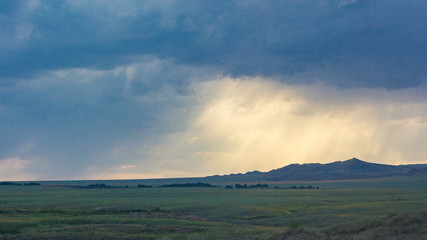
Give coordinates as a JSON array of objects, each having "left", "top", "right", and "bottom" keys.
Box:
[
  {"left": 1, "top": 0, "right": 426, "bottom": 88},
  {"left": 0, "top": 59, "right": 214, "bottom": 179},
  {"left": 1, "top": 0, "right": 427, "bottom": 180}
]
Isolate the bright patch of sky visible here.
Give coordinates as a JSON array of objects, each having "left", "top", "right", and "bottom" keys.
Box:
[{"left": 1, "top": 0, "right": 426, "bottom": 180}]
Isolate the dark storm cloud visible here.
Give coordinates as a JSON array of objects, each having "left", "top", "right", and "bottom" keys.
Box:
[
  {"left": 0, "top": 56, "right": 216, "bottom": 179},
  {"left": 1, "top": 0, "right": 426, "bottom": 88},
  {"left": 1, "top": 0, "right": 427, "bottom": 180}
]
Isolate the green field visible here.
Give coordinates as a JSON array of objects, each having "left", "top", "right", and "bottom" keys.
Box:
[{"left": 1, "top": 176, "right": 427, "bottom": 239}]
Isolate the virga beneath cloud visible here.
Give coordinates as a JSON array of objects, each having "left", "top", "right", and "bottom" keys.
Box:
[
  {"left": 101, "top": 77, "right": 427, "bottom": 178},
  {"left": 1, "top": 0, "right": 427, "bottom": 180}
]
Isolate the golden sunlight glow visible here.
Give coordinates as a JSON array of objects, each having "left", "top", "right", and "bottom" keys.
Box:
[
  {"left": 98, "top": 77, "right": 427, "bottom": 178},
  {"left": 171, "top": 77, "right": 427, "bottom": 175}
]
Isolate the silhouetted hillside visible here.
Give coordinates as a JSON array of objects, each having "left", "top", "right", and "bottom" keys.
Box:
[{"left": 206, "top": 158, "right": 427, "bottom": 182}]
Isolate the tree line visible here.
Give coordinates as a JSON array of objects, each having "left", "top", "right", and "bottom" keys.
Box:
[
  {"left": 0, "top": 182, "right": 41, "bottom": 186},
  {"left": 0, "top": 181, "right": 319, "bottom": 190}
]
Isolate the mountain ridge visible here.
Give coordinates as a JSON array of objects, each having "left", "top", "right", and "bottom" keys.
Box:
[{"left": 205, "top": 158, "right": 427, "bottom": 182}]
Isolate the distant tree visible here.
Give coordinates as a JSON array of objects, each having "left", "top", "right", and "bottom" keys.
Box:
[
  {"left": 84, "top": 183, "right": 114, "bottom": 189},
  {"left": 248, "top": 183, "right": 269, "bottom": 188},
  {"left": 23, "top": 182, "right": 41, "bottom": 186},
  {"left": 225, "top": 185, "right": 233, "bottom": 189},
  {"left": 159, "top": 183, "right": 215, "bottom": 188},
  {"left": 0, "top": 182, "right": 21, "bottom": 186},
  {"left": 137, "top": 184, "right": 153, "bottom": 188}
]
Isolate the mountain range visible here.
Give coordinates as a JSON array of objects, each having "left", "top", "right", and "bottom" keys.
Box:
[{"left": 205, "top": 158, "right": 427, "bottom": 182}]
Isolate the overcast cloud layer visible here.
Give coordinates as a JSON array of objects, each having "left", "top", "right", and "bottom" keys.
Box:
[{"left": 1, "top": 0, "right": 426, "bottom": 180}]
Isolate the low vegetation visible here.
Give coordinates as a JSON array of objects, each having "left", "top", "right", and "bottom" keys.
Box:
[
  {"left": 0, "top": 175, "right": 426, "bottom": 239},
  {"left": 159, "top": 182, "right": 217, "bottom": 188},
  {"left": 274, "top": 210, "right": 427, "bottom": 240},
  {"left": 235, "top": 183, "right": 269, "bottom": 188},
  {"left": 0, "top": 182, "right": 41, "bottom": 186}
]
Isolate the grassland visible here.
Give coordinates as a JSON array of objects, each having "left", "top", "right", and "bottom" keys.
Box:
[{"left": 0, "top": 176, "right": 426, "bottom": 239}]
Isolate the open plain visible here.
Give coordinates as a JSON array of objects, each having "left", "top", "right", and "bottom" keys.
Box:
[{"left": 1, "top": 176, "right": 426, "bottom": 239}]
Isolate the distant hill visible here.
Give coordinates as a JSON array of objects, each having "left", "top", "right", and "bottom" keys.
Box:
[{"left": 205, "top": 158, "right": 427, "bottom": 182}]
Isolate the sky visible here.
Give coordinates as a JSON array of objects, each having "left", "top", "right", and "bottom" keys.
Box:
[{"left": 1, "top": 0, "right": 427, "bottom": 180}]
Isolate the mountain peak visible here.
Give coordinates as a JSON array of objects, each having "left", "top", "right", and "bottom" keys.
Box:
[
  {"left": 206, "top": 158, "right": 427, "bottom": 182},
  {"left": 264, "top": 158, "right": 407, "bottom": 181},
  {"left": 330, "top": 158, "right": 365, "bottom": 165},
  {"left": 345, "top": 157, "right": 365, "bottom": 163}
]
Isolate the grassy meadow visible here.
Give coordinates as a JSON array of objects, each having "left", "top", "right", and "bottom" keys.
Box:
[{"left": 0, "top": 176, "right": 426, "bottom": 239}]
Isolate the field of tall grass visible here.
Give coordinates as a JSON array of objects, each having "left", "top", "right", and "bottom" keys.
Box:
[{"left": 0, "top": 175, "right": 426, "bottom": 239}]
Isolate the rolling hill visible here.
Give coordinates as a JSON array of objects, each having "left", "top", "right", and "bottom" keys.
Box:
[{"left": 205, "top": 158, "right": 427, "bottom": 182}]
